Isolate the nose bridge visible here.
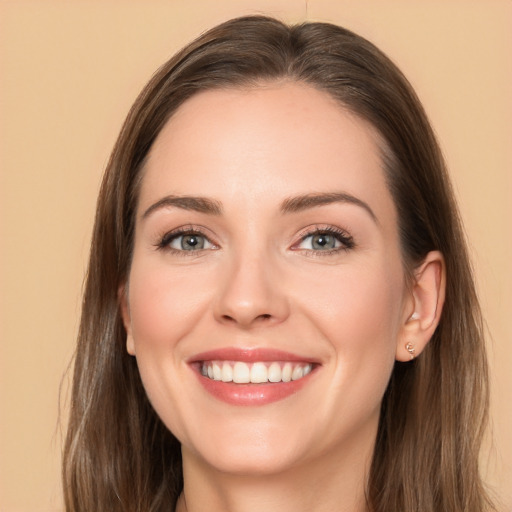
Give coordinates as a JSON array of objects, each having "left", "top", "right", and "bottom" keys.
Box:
[{"left": 214, "top": 239, "right": 289, "bottom": 328}]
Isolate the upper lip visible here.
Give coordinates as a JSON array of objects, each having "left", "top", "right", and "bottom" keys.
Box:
[{"left": 188, "top": 347, "right": 321, "bottom": 364}]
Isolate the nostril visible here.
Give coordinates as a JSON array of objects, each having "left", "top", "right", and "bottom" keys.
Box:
[{"left": 221, "top": 313, "right": 272, "bottom": 325}]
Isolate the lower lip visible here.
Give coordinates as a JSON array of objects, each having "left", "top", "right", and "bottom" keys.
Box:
[{"left": 194, "top": 369, "right": 315, "bottom": 406}]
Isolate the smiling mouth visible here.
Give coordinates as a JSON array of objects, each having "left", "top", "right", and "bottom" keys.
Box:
[
  {"left": 190, "top": 348, "right": 319, "bottom": 405},
  {"left": 200, "top": 360, "right": 314, "bottom": 384}
]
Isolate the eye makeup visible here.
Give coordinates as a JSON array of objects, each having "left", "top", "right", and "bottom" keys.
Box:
[{"left": 153, "top": 222, "right": 355, "bottom": 260}]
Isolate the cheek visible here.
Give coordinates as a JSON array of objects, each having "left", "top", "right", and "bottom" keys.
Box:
[
  {"left": 125, "top": 257, "right": 217, "bottom": 433},
  {"left": 293, "top": 259, "right": 404, "bottom": 397},
  {"left": 297, "top": 259, "right": 404, "bottom": 344},
  {"left": 127, "top": 258, "right": 214, "bottom": 352},
  {"left": 301, "top": 265, "right": 404, "bottom": 443}
]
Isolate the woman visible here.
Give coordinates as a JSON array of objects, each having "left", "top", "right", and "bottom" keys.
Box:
[{"left": 63, "top": 15, "right": 495, "bottom": 512}]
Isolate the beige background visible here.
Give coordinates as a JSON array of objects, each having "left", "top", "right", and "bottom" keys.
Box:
[{"left": 0, "top": 1, "right": 510, "bottom": 510}]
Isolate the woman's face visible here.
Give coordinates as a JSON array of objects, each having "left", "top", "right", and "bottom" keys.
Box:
[{"left": 122, "top": 83, "right": 413, "bottom": 475}]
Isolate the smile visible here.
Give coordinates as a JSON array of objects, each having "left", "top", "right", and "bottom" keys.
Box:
[
  {"left": 190, "top": 348, "right": 320, "bottom": 406},
  {"left": 201, "top": 360, "right": 313, "bottom": 383}
]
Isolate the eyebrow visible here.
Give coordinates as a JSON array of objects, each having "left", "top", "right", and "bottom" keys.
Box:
[
  {"left": 280, "top": 192, "right": 378, "bottom": 223},
  {"left": 142, "top": 191, "right": 377, "bottom": 223},
  {"left": 142, "top": 195, "right": 223, "bottom": 219}
]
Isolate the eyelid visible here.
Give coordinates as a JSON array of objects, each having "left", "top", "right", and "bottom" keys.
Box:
[
  {"left": 290, "top": 225, "right": 355, "bottom": 252},
  {"left": 156, "top": 225, "right": 219, "bottom": 252},
  {"left": 154, "top": 223, "right": 354, "bottom": 255}
]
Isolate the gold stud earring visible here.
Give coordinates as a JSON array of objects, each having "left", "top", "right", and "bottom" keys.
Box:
[{"left": 405, "top": 342, "right": 416, "bottom": 360}]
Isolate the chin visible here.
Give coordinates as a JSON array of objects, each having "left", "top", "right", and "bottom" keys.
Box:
[
  {"left": 188, "top": 442, "right": 305, "bottom": 476},
  {"left": 180, "top": 417, "right": 313, "bottom": 476}
]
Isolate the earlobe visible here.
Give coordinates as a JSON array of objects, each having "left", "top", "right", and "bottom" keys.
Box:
[
  {"left": 118, "top": 284, "right": 136, "bottom": 356},
  {"left": 126, "top": 334, "right": 136, "bottom": 356},
  {"left": 396, "top": 251, "right": 446, "bottom": 362}
]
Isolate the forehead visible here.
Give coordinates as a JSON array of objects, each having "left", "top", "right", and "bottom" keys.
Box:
[{"left": 140, "top": 82, "right": 395, "bottom": 225}]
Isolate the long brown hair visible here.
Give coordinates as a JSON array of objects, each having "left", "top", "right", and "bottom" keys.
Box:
[{"left": 63, "top": 16, "right": 494, "bottom": 511}]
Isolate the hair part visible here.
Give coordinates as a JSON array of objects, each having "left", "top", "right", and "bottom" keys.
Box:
[{"left": 63, "top": 15, "right": 494, "bottom": 512}]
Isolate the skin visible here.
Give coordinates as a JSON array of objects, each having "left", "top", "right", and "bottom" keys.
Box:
[{"left": 120, "top": 82, "right": 445, "bottom": 512}]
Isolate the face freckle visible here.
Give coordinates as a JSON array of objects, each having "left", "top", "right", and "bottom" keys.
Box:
[{"left": 122, "top": 82, "right": 410, "bottom": 477}]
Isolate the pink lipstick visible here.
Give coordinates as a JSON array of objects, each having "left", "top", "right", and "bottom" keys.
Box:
[{"left": 189, "top": 348, "right": 319, "bottom": 406}]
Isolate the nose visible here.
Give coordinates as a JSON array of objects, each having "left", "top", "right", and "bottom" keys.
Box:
[{"left": 213, "top": 251, "right": 290, "bottom": 329}]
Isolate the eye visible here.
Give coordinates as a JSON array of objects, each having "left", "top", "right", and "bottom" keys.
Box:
[
  {"left": 159, "top": 230, "right": 215, "bottom": 252},
  {"left": 295, "top": 228, "right": 354, "bottom": 252},
  {"left": 300, "top": 232, "right": 340, "bottom": 250}
]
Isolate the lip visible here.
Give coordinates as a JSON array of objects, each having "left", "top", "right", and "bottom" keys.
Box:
[
  {"left": 189, "top": 347, "right": 320, "bottom": 364},
  {"left": 188, "top": 347, "right": 320, "bottom": 406}
]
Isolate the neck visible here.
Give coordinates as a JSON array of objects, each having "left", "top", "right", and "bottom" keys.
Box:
[{"left": 176, "top": 435, "right": 373, "bottom": 512}]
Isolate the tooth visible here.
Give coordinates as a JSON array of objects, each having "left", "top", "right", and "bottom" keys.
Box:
[
  {"left": 207, "top": 365, "right": 214, "bottom": 379},
  {"left": 201, "top": 363, "right": 208, "bottom": 376},
  {"left": 282, "top": 363, "right": 292, "bottom": 382},
  {"left": 212, "top": 362, "right": 222, "bottom": 381},
  {"left": 233, "top": 362, "right": 250, "bottom": 383},
  {"left": 221, "top": 362, "right": 233, "bottom": 382},
  {"left": 292, "top": 365, "right": 304, "bottom": 381},
  {"left": 303, "top": 364, "right": 312, "bottom": 376},
  {"left": 250, "top": 362, "right": 268, "bottom": 383},
  {"left": 268, "top": 362, "right": 282, "bottom": 383}
]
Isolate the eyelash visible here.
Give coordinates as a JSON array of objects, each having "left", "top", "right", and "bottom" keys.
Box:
[
  {"left": 156, "top": 226, "right": 216, "bottom": 256},
  {"left": 293, "top": 226, "right": 355, "bottom": 256},
  {"left": 155, "top": 225, "right": 355, "bottom": 256}
]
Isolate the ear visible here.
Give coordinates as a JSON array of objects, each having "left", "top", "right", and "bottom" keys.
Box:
[
  {"left": 396, "top": 251, "right": 446, "bottom": 362},
  {"left": 118, "top": 283, "right": 136, "bottom": 356}
]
